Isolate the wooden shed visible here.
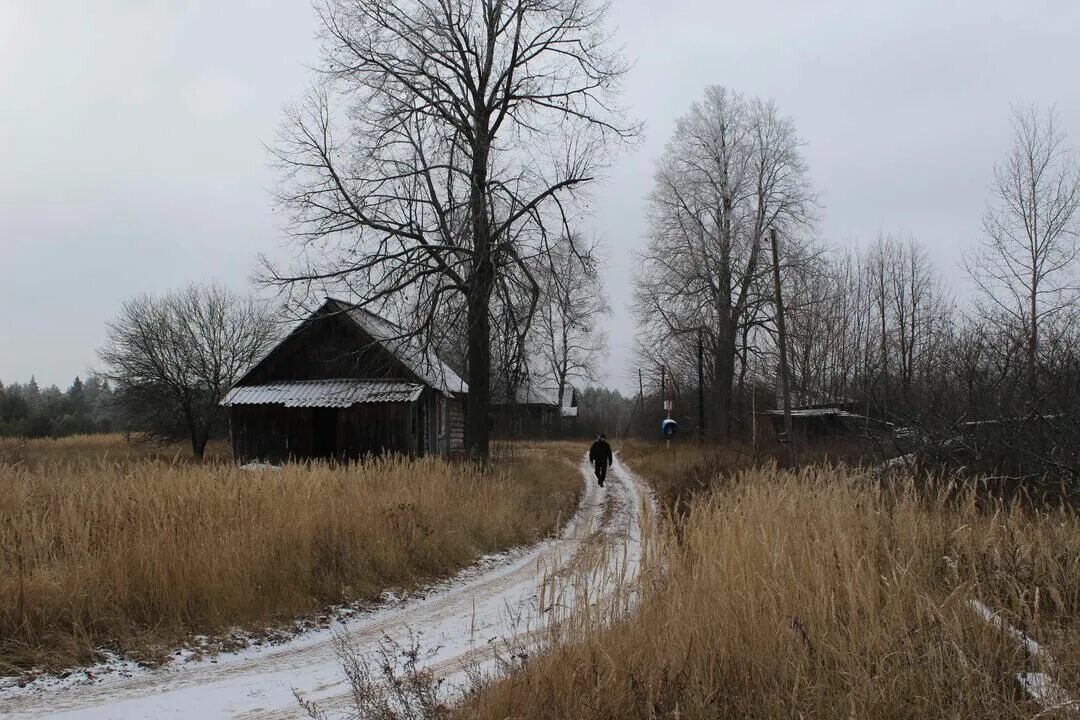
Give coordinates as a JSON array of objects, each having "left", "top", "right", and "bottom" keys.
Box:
[
  {"left": 221, "top": 298, "right": 467, "bottom": 463},
  {"left": 760, "top": 406, "right": 893, "bottom": 443},
  {"left": 491, "top": 382, "right": 577, "bottom": 439}
]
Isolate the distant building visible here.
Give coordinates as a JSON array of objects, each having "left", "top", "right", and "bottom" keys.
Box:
[
  {"left": 559, "top": 384, "right": 579, "bottom": 436},
  {"left": 221, "top": 298, "right": 466, "bottom": 463},
  {"left": 491, "top": 380, "right": 578, "bottom": 438},
  {"left": 760, "top": 404, "right": 893, "bottom": 443}
]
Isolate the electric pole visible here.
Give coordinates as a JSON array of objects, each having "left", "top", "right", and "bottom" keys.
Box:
[
  {"left": 660, "top": 365, "right": 666, "bottom": 416},
  {"left": 638, "top": 368, "right": 645, "bottom": 416},
  {"left": 697, "top": 327, "right": 705, "bottom": 442},
  {"left": 770, "top": 227, "right": 795, "bottom": 465}
]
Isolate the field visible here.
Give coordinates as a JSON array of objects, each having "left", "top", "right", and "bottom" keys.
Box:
[
  {"left": 0, "top": 435, "right": 583, "bottom": 675},
  {"left": 458, "top": 447, "right": 1080, "bottom": 720}
]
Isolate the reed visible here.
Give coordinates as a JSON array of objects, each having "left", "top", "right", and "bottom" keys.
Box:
[
  {"left": 0, "top": 438, "right": 582, "bottom": 674},
  {"left": 461, "top": 464, "right": 1080, "bottom": 719}
]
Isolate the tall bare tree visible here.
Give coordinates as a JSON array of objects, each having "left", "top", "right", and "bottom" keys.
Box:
[
  {"left": 966, "top": 105, "right": 1080, "bottom": 396},
  {"left": 99, "top": 285, "right": 278, "bottom": 459},
  {"left": 532, "top": 234, "right": 610, "bottom": 405},
  {"left": 269, "top": 0, "right": 633, "bottom": 461},
  {"left": 634, "top": 87, "right": 814, "bottom": 438}
]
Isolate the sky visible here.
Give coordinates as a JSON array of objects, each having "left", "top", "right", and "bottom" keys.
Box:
[{"left": 2, "top": 0, "right": 1080, "bottom": 394}]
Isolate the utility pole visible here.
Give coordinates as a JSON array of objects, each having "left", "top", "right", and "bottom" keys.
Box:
[
  {"left": 697, "top": 327, "right": 705, "bottom": 442},
  {"left": 660, "top": 365, "right": 666, "bottom": 415},
  {"left": 638, "top": 368, "right": 645, "bottom": 417},
  {"left": 770, "top": 227, "right": 794, "bottom": 465}
]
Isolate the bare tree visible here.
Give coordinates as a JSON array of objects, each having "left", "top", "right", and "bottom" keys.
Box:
[
  {"left": 966, "top": 105, "right": 1080, "bottom": 397},
  {"left": 99, "top": 285, "right": 278, "bottom": 459},
  {"left": 634, "top": 87, "right": 814, "bottom": 438},
  {"left": 268, "top": 0, "right": 633, "bottom": 462},
  {"left": 531, "top": 234, "right": 610, "bottom": 405},
  {"left": 781, "top": 233, "right": 953, "bottom": 427}
]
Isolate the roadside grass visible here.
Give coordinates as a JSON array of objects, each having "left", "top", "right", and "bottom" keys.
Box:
[
  {"left": 458, "top": 462, "right": 1080, "bottom": 719},
  {"left": 0, "top": 437, "right": 582, "bottom": 675},
  {"left": 616, "top": 437, "right": 879, "bottom": 515},
  {"left": 0, "top": 434, "right": 232, "bottom": 468}
]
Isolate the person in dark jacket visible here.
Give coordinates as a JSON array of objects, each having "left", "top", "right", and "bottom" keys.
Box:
[{"left": 589, "top": 434, "right": 614, "bottom": 487}]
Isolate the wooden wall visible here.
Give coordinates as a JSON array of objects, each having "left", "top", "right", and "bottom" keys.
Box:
[
  {"left": 243, "top": 310, "right": 412, "bottom": 385},
  {"left": 490, "top": 404, "right": 559, "bottom": 439},
  {"left": 448, "top": 396, "right": 465, "bottom": 455},
  {"left": 230, "top": 401, "right": 417, "bottom": 463}
]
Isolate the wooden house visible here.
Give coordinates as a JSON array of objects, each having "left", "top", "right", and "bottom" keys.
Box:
[
  {"left": 221, "top": 298, "right": 467, "bottom": 463},
  {"left": 491, "top": 381, "right": 577, "bottom": 439}
]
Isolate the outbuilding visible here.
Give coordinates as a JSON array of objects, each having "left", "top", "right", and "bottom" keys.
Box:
[
  {"left": 760, "top": 405, "right": 893, "bottom": 443},
  {"left": 221, "top": 298, "right": 467, "bottom": 463},
  {"left": 491, "top": 381, "right": 576, "bottom": 439}
]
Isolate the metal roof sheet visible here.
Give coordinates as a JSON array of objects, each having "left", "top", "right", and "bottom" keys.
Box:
[
  {"left": 516, "top": 384, "right": 559, "bottom": 406},
  {"left": 222, "top": 379, "right": 424, "bottom": 408},
  {"left": 493, "top": 382, "right": 575, "bottom": 408},
  {"left": 340, "top": 303, "right": 468, "bottom": 396}
]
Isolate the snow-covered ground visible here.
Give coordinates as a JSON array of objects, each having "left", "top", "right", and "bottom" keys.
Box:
[{"left": 0, "top": 454, "right": 654, "bottom": 719}]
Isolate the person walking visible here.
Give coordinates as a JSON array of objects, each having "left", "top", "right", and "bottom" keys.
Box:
[{"left": 588, "top": 433, "right": 614, "bottom": 487}]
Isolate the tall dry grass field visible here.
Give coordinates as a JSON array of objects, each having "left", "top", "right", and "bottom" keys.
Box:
[
  {"left": 461, "top": 465, "right": 1080, "bottom": 719},
  {"left": 617, "top": 438, "right": 885, "bottom": 512},
  {"left": 0, "top": 434, "right": 232, "bottom": 468},
  {"left": 0, "top": 437, "right": 582, "bottom": 674}
]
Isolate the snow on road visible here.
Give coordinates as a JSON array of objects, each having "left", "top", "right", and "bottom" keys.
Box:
[{"left": 1, "top": 454, "right": 654, "bottom": 719}]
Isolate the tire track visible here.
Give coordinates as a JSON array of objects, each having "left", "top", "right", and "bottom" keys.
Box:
[{"left": 0, "top": 454, "right": 652, "bottom": 719}]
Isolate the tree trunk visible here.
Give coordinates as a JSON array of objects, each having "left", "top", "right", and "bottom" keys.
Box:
[
  {"left": 697, "top": 328, "right": 706, "bottom": 442},
  {"left": 770, "top": 228, "right": 794, "bottom": 466},
  {"left": 466, "top": 291, "right": 491, "bottom": 462},
  {"left": 878, "top": 268, "right": 889, "bottom": 412},
  {"left": 184, "top": 405, "right": 207, "bottom": 460},
  {"left": 1029, "top": 276, "right": 1039, "bottom": 399},
  {"left": 193, "top": 431, "right": 209, "bottom": 461},
  {"left": 465, "top": 135, "right": 493, "bottom": 464},
  {"left": 713, "top": 324, "right": 735, "bottom": 440},
  {"left": 734, "top": 323, "right": 751, "bottom": 426}
]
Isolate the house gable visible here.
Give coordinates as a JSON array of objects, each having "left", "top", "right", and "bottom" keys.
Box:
[{"left": 237, "top": 302, "right": 421, "bottom": 387}]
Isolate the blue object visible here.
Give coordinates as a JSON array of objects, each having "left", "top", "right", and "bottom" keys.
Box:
[{"left": 661, "top": 418, "right": 679, "bottom": 439}]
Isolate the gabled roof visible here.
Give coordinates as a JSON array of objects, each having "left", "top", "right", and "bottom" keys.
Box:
[
  {"left": 222, "top": 380, "right": 424, "bottom": 408},
  {"left": 332, "top": 299, "right": 467, "bottom": 395},
  {"left": 495, "top": 380, "right": 576, "bottom": 411},
  {"left": 230, "top": 298, "right": 467, "bottom": 398},
  {"left": 515, "top": 383, "right": 559, "bottom": 407}
]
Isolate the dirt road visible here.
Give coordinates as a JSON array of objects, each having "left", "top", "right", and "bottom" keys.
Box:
[{"left": 0, "top": 455, "right": 653, "bottom": 719}]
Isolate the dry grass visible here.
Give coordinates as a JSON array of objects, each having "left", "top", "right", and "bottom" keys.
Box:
[
  {"left": 0, "top": 437, "right": 582, "bottom": 675},
  {"left": 460, "top": 463, "right": 1080, "bottom": 719},
  {"left": 0, "top": 434, "right": 232, "bottom": 468},
  {"left": 617, "top": 440, "right": 737, "bottom": 512},
  {"left": 617, "top": 437, "right": 885, "bottom": 515}
]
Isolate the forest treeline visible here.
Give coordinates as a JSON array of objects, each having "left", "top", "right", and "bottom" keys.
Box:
[{"left": 0, "top": 376, "right": 117, "bottom": 438}]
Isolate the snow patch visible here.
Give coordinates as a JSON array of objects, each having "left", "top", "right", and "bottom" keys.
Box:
[{"left": 0, "top": 454, "right": 654, "bottom": 720}]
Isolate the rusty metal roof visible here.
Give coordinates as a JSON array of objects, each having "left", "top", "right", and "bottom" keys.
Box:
[{"left": 222, "top": 379, "right": 424, "bottom": 408}]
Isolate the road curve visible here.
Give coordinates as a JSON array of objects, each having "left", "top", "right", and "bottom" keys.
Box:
[{"left": 0, "top": 455, "right": 653, "bottom": 719}]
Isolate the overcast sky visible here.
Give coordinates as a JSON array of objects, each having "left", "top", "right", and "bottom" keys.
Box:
[{"left": 3, "top": 1, "right": 1079, "bottom": 393}]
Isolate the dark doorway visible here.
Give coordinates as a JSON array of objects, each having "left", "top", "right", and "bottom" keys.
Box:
[
  {"left": 312, "top": 408, "right": 338, "bottom": 458},
  {"left": 417, "top": 400, "right": 427, "bottom": 456}
]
